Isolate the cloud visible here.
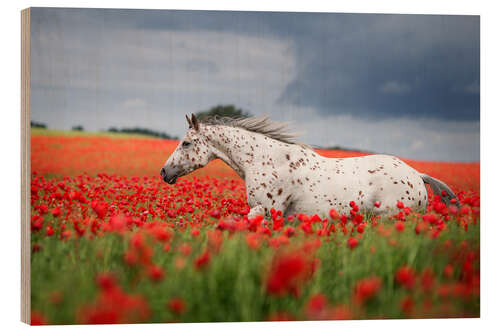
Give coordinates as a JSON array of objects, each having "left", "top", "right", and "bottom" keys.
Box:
[
  {"left": 409, "top": 139, "right": 425, "bottom": 152},
  {"left": 379, "top": 81, "right": 411, "bottom": 95},
  {"left": 463, "top": 80, "right": 480, "bottom": 94},
  {"left": 276, "top": 14, "right": 480, "bottom": 121},
  {"left": 289, "top": 109, "right": 480, "bottom": 161},
  {"left": 122, "top": 98, "right": 148, "bottom": 110},
  {"left": 30, "top": 9, "right": 296, "bottom": 136}
]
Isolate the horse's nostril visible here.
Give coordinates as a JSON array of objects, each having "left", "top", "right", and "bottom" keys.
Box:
[{"left": 160, "top": 167, "right": 166, "bottom": 178}]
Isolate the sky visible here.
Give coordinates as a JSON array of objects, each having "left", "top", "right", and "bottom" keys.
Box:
[{"left": 30, "top": 8, "right": 480, "bottom": 161}]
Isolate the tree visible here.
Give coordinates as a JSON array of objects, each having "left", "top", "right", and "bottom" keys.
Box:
[
  {"left": 72, "top": 125, "right": 84, "bottom": 131},
  {"left": 106, "top": 127, "right": 178, "bottom": 140},
  {"left": 30, "top": 121, "right": 46, "bottom": 129},
  {"left": 195, "top": 105, "right": 252, "bottom": 121}
]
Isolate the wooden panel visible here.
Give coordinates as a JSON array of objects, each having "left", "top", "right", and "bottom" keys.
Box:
[{"left": 21, "top": 7, "right": 31, "bottom": 325}]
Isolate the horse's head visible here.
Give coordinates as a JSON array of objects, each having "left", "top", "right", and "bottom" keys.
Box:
[{"left": 160, "top": 114, "right": 214, "bottom": 184}]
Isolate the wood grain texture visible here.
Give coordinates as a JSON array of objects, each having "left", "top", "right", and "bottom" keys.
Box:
[{"left": 21, "top": 7, "right": 31, "bottom": 325}]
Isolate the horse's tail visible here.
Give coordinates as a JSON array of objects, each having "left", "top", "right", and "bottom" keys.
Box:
[{"left": 420, "top": 173, "right": 459, "bottom": 207}]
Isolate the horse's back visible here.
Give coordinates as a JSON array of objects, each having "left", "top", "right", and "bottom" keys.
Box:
[
  {"left": 300, "top": 153, "right": 428, "bottom": 216},
  {"left": 341, "top": 154, "right": 427, "bottom": 213}
]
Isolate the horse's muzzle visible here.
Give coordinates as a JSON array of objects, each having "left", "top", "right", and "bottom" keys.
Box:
[{"left": 160, "top": 167, "right": 179, "bottom": 185}]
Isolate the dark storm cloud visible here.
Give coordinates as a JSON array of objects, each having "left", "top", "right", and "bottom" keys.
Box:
[
  {"left": 130, "top": 10, "right": 481, "bottom": 121},
  {"left": 277, "top": 14, "right": 480, "bottom": 121},
  {"left": 32, "top": 8, "right": 479, "bottom": 121}
]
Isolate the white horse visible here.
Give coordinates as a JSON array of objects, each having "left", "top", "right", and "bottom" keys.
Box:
[{"left": 161, "top": 114, "right": 458, "bottom": 218}]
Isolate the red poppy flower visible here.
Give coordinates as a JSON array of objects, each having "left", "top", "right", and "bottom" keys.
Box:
[
  {"left": 353, "top": 276, "right": 382, "bottom": 304},
  {"left": 395, "top": 266, "right": 416, "bottom": 289},
  {"left": 194, "top": 251, "right": 211, "bottom": 270},
  {"left": 420, "top": 267, "right": 435, "bottom": 291},
  {"left": 395, "top": 221, "right": 405, "bottom": 232},
  {"left": 400, "top": 296, "right": 414, "bottom": 315},
  {"left": 148, "top": 265, "right": 165, "bottom": 282},
  {"left": 167, "top": 297, "right": 186, "bottom": 315},
  {"left": 329, "top": 209, "right": 340, "bottom": 221},
  {"left": 443, "top": 264, "right": 454, "bottom": 278},
  {"left": 30, "top": 311, "right": 48, "bottom": 325},
  {"left": 266, "top": 250, "right": 314, "bottom": 296},
  {"left": 305, "top": 293, "right": 329, "bottom": 319},
  {"left": 347, "top": 237, "right": 359, "bottom": 250}
]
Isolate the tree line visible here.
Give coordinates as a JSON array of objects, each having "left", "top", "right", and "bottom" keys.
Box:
[
  {"left": 31, "top": 105, "right": 249, "bottom": 139},
  {"left": 30, "top": 106, "right": 362, "bottom": 151}
]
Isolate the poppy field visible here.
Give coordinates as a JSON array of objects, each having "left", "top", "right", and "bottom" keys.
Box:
[{"left": 29, "top": 130, "right": 480, "bottom": 324}]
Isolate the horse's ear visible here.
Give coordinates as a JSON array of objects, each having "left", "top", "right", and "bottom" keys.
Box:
[
  {"left": 185, "top": 114, "right": 193, "bottom": 128},
  {"left": 191, "top": 113, "right": 200, "bottom": 131}
]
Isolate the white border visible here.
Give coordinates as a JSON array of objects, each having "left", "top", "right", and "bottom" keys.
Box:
[{"left": 1, "top": 1, "right": 499, "bottom": 332}]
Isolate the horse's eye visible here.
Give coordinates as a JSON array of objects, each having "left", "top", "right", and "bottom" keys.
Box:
[{"left": 182, "top": 141, "right": 191, "bottom": 148}]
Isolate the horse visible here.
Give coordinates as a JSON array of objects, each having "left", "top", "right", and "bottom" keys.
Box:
[{"left": 160, "top": 114, "right": 458, "bottom": 218}]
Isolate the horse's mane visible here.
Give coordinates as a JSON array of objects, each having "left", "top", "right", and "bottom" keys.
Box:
[{"left": 199, "top": 116, "right": 311, "bottom": 149}]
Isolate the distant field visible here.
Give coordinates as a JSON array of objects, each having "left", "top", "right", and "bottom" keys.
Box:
[
  {"left": 30, "top": 129, "right": 480, "bottom": 192},
  {"left": 29, "top": 131, "right": 480, "bottom": 324},
  {"left": 31, "top": 128, "right": 162, "bottom": 139}
]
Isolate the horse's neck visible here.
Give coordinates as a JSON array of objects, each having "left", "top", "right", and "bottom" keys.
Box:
[{"left": 204, "top": 125, "right": 281, "bottom": 180}]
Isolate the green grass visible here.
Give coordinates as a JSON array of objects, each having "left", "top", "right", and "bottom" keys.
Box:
[
  {"left": 31, "top": 128, "right": 165, "bottom": 139},
  {"left": 30, "top": 214, "right": 479, "bottom": 324}
]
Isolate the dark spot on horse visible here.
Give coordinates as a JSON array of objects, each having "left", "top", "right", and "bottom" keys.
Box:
[
  {"left": 267, "top": 193, "right": 273, "bottom": 199},
  {"left": 286, "top": 154, "right": 290, "bottom": 160},
  {"left": 278, "top": 188, "right": 283, "bottom": 195}
]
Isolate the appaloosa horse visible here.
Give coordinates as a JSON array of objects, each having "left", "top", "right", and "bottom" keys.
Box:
[{"left": 161, "top": 114, "right": 458, "bottom": 218}]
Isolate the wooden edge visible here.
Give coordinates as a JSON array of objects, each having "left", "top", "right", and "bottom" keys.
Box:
[{"left": 21, "top": 7, "right": 31, "bottom": 325}]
